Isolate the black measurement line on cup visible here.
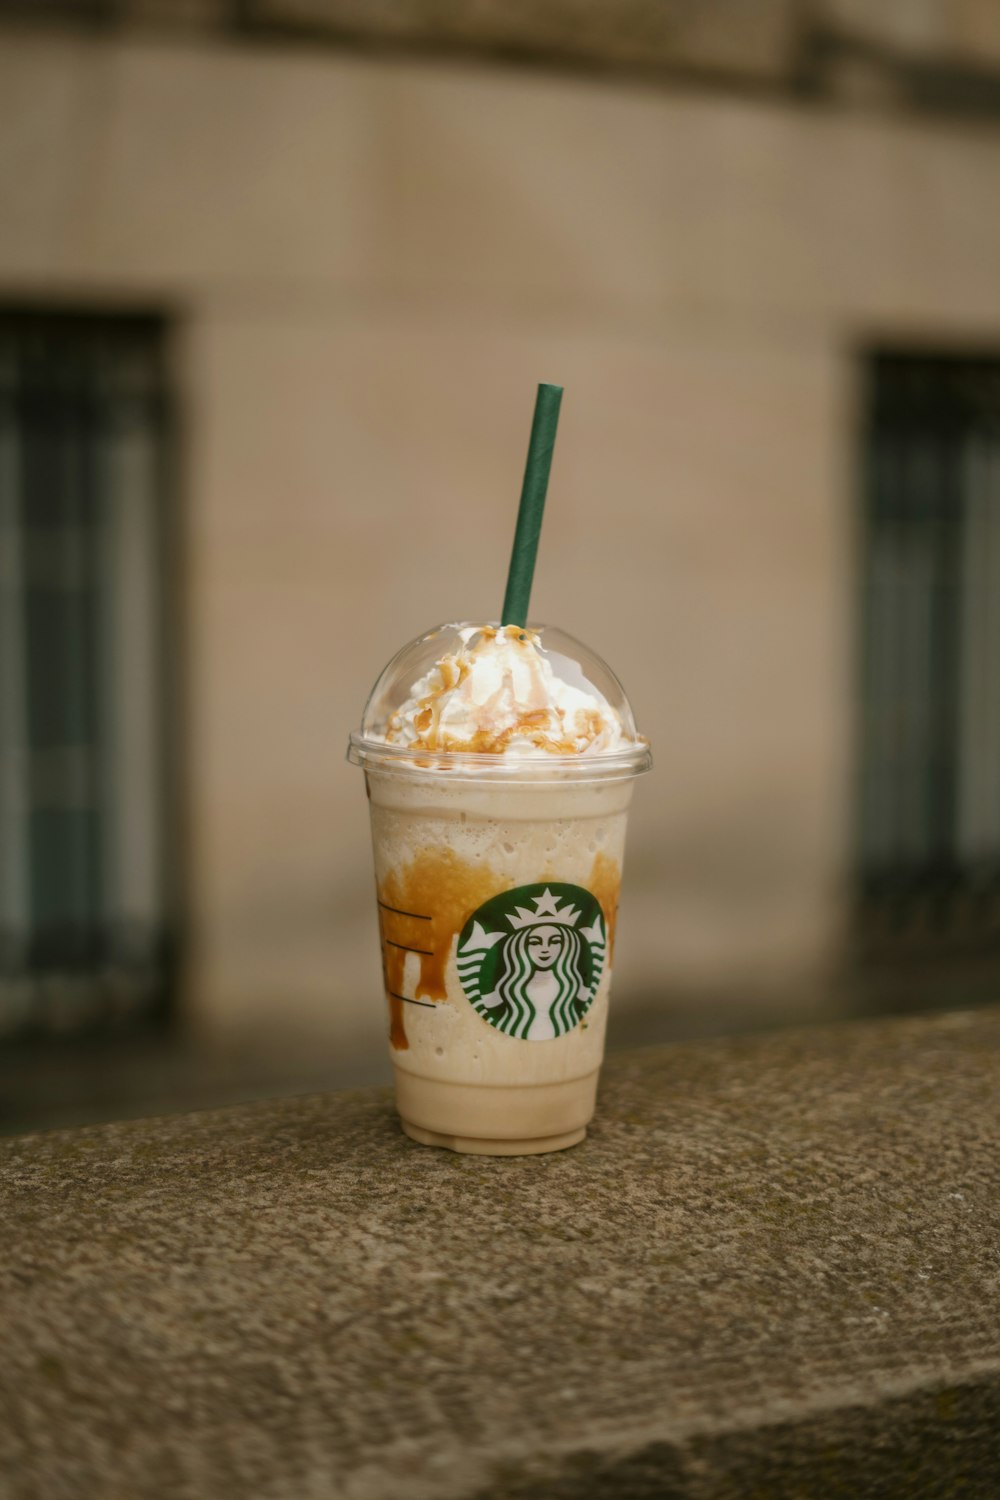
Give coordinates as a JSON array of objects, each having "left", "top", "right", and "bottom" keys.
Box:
[
  {"left": 377, "top": 900, "right": 432, "bottom": 920},
  {"left": 389, "top": 992, "right": 436, "bottom": 1009},
  {"left": 386, "top": 939, "right": 434, "bottom": 957}
]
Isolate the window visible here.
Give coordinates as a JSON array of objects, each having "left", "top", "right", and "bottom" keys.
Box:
[
  {"left": 0, "top": 311, "right": 175, "bottom": 1035},
  {"left": 859, "top": 353, "right": 1000, "bottom": 951}
]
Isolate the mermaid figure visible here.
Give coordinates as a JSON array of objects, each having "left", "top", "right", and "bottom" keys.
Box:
[
  {"left": 457, "top": 886, "right": 606, "bottom": 1040},
  {"left": 481, "top": 922, "right": 591, "bottom": 1040}
]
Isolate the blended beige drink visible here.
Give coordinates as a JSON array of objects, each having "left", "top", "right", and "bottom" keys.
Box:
[{"left": 349, "top": 621, "right": 650, "bottom": 1155}]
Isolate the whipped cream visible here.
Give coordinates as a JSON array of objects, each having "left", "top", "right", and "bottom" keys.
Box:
[{"left": 381, "top": 626, "right": 627, "bottom": 757}]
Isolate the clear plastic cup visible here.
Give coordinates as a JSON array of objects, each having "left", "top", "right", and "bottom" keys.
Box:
[{"left": 348, "top": 623, "right": 651, "bottom": 1155}]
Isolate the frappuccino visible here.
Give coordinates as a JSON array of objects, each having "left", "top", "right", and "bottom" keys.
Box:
[{"left": 349, "top": 622, "right": 650, "bottom": 1155}]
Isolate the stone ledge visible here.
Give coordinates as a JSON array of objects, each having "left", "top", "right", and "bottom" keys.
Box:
[{"left": 2, "top": 1009, "right": 999, "bottom": 1498}]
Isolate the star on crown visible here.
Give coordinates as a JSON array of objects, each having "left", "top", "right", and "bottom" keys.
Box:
[
  {"left": 508, "top": 888, "right": 581, "bottom": 930},
  {"left": 459, "top": 889, "right": 607, "bottom": 957}
]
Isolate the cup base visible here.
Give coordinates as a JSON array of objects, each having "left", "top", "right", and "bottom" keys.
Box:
[
  {"left": 401, "top": 1120, "right": 586, "bottom": 1156},
  {"left": 392, "top": 1067, "right": 599, "bottom": 1156}
]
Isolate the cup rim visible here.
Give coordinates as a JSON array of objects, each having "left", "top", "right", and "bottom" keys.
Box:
[{"left": 346, "top": 732, "right": 652, "bottom": 782}]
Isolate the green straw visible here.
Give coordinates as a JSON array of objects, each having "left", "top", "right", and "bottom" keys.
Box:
[{"left": 501, "top": 382, "right": 564, "bottom": 628}]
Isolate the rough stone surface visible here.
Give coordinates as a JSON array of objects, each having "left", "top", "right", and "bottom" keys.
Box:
[{"left": 2, "top": 1010, "right": 1000, "bottom": 1498}]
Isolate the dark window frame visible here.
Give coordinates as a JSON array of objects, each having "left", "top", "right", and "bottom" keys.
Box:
[
  {"left": 857, "top": 350, "right": 1000, "bottom": 959},
  {"left": 0, "top": 306, "right": 179, "bottom": 1038}
]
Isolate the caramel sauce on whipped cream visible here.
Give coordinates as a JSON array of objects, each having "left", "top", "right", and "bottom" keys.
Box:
[{"left": 381, "top": 625, "right": 626, "bottom": 757}]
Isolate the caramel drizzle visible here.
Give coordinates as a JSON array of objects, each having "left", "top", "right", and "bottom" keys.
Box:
[
  {"left": 377, "top": 851, "right": 623, "bottom": 1049},
  {"left": 377, "top": 851, "right": 502, "bottom": 1049},
  {"left": 384, "top": 626, "right": 611, "bottom": 755},
  {"left": 588, "top": 852, "right": 622, "bottom": 964}
]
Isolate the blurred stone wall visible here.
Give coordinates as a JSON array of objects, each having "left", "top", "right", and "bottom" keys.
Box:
[{"left": 2, "top": 17, "right": 1000, "bottom": 1060}]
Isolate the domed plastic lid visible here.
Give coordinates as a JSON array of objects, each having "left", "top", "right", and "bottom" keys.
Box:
[{"left": 347, "top": 622, "right": 651, "bottom": 781}]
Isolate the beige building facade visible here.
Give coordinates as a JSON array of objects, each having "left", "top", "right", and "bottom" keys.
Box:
[{"left": 3, "top": 19, "right": 1000, "bottom": 1059}]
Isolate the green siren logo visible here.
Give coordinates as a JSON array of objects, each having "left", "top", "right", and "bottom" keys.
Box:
[{"left": 456, "top": 883, "right": 606, "bottom": 1041}]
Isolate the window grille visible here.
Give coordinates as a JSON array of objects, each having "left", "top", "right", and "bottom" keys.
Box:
[
  {"left": 859, "top": 353, "right": 1000, "bottom": 953},
  {"left": 0, "top": 311, "right": 174, "bottom": 1035}
]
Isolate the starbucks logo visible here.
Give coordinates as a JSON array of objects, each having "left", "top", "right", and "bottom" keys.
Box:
[{"left": 456, "top": 884, "right": 607, "bottom": 1042}]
